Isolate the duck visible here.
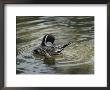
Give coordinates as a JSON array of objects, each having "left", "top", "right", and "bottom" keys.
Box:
[{"left": 33, "top": 34, "right": 72, "bottom": 58}]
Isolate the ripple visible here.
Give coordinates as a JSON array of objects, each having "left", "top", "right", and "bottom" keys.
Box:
[{"left": 16, "top": 16, "right": 94, "bottom": 74}]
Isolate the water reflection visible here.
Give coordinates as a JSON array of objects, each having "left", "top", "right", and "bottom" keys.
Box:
[{"left": 16, "top": 16, "right": 94, "bottom": 74}]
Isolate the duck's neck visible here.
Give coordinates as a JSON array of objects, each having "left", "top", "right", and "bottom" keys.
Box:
[{"left": 41, "top": 41, "right": 45, "bottom": 46}]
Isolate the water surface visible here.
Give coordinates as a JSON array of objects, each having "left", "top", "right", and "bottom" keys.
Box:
[{"left": 16, "top": 16, "right": 94, "bottom": 74}]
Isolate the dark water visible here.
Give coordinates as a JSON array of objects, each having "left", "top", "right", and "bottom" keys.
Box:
[{"left": 16, "top": 16, "right": 94, "bottom": 74}]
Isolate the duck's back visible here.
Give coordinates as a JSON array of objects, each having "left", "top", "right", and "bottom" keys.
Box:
[{"left": 33, "top": 45, "right": 56, "bottom": 56}]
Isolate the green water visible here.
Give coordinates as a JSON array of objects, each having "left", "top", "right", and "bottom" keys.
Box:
[{"left": 16, "top": 16, "right": 94, "bottom": 74}]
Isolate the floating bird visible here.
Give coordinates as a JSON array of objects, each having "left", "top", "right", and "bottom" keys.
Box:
[{"left": 33, "top": 34, "right": 72, "bottom": 58}]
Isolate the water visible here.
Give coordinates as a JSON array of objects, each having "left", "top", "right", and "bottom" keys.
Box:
[{"left": 16, "top": 16, "right": 94, "bottom": 74}]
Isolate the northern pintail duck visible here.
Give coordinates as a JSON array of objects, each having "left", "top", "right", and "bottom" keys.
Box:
[{"left": 33, "top": 34, "right": 71, "bottom": 58}]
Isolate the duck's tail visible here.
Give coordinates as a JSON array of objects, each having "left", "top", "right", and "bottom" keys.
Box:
[
  {"left": 56, "top": 38, "right": 92, "bottom": 53},
  {"left": 62, "top": 41, "right": 73, "bottom": 48},
  {"left": 56, "top": 41, "right": 73, "bottom": 53}
]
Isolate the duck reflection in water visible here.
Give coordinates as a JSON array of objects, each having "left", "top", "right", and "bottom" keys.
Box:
[{"left": 33, "top": 34, "right": 72, "bottom": 65}]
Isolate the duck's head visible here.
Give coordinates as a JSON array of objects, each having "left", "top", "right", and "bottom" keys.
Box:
[{"left": 41, "top": 34, "right": 55, "bottom": 46}]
